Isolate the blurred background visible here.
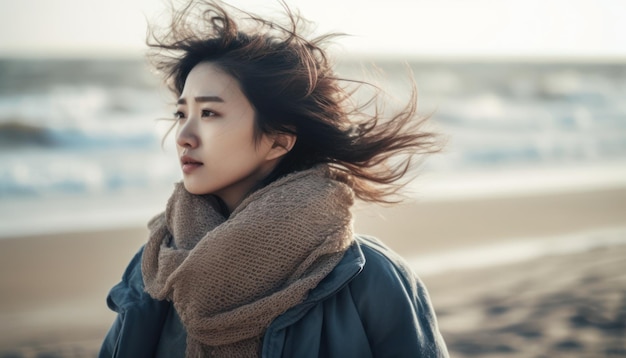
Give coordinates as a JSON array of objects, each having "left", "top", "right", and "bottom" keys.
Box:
[
  {"left": 1, "top": 0, "right": 625, "bottom": 235},
  {"left": 1, "top": 0, "right": 625, "bottom": 357}
]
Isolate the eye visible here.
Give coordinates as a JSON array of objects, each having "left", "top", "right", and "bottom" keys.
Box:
[
  {"left": 173, "top": 111, "right": 185, "bottom": 120},
  {"left": 202, "top": 109, "right": 218, "bottom": 117}
]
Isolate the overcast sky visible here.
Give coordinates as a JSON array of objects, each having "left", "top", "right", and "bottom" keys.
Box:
[{"left": 1, "top": 0, "right": 625, "bottom": 59}]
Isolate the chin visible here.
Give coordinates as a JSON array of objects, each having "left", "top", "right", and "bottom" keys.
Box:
[{"left": 182, "top": 181, "right": 206, "bottom": 195}]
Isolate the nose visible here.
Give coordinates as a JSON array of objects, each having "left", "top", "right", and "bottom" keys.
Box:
[{"left": 176, "top": 118, "right": 199, "bottom": 149}]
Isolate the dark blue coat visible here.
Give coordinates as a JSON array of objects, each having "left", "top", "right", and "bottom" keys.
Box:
[{"left": 100, "top": 235, "right": 449, "bottom": 357}]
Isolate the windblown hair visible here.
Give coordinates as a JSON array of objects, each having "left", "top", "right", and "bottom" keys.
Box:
[{"left": 148, "top": 0, "right": 439, "bottom": 203}]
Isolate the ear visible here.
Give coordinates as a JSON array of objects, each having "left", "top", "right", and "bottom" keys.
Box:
[{"left": 265, "top": 132, "right": 296, "bottom": 161}]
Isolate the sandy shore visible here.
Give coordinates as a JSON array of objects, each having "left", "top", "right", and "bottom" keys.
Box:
[
  {"left": 431, "top": 243, "right": 626, "bottom": 357},
  {"left": 0, "top": 186, "right": 625, "bottom": 357}
]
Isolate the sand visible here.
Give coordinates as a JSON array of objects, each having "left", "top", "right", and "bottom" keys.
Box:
[
  {"left": 425, "top": 244, "right": 626, "bottom": 357},
  {"left": 0, "top": 187, "right": 625, "bottom": 357}
]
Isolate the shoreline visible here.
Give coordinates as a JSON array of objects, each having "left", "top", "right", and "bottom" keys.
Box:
[
  {"left": 1, "top": 185, "right": 624, "bottom": 256},
  {"left": 408, "top": 225, "right": 626, "bottom": 276},
  {"left": 2, "top": 162, "right": 626, "bottom": 240},
  {"left": 353, "top": 185, "right": 626, "bottom": 255}
]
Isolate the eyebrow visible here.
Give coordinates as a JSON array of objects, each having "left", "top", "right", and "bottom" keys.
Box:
[{"left": 177, "top": 96, "right": 224, "bottom": 105}]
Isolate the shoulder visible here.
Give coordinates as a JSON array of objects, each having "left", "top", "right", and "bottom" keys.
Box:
[
  {"left": 350, "top": 235, "right": 441, "bottom": 320},
  {"left": 347, "top": 235, "right": 449, "bottom": 357},
  {"left": 106, "top": 245, "right": 166, "bottom": 313},
  {"left": 351, "top": 235, "right": 421, "bottom": 295},
  {"left": 100, "top": 245, "right": 174, "bottom": 357},
  {"left": 107, "top": 245, "right": 147, "bottom": 311}
]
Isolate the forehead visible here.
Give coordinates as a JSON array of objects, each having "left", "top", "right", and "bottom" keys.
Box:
[{"left": 181, "top": 62, "right": 243, "bottom": 99}]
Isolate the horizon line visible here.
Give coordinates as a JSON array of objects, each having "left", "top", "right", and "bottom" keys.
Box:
[{"left": 2, "top": 52, "right": 626, "bottom": 64}]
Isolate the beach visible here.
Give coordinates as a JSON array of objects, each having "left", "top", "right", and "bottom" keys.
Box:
[
  {"left": 1, "top": 185, "right": 625, "bottom": 357},
  {"left": 1, "top": 12, "right": 626, "bottom": 357},
  {"left": 426, "top": 240, "right": 626, "bottom": 357}
]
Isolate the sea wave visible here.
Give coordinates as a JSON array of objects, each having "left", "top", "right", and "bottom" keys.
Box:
[
  {"left": 1, "top": 59, "right": 625, "bottom": 200},
  {"left": 0, "top": 148, "right": 179, "bottom": 197},
  {"left": 0, "top": 120, "right": 158, "bottom": 149}
]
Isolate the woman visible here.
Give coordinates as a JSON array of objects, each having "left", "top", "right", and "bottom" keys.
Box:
[{"left": 100, "top": 1, "right": 448, "bottom": 357}]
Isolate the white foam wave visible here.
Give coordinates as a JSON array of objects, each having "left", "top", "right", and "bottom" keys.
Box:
[
  {"left": 411, "top": 162, "right": 626, "bottom": 201},
  {"left": 410, "top": 226, "right": 626, "bottom": 276}
]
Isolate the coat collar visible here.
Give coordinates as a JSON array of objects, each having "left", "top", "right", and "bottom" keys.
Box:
[
  {"left": 303, "top": 238, "right": 366, "bottom": 304},
  {"left": 265, "top": 237, "right": 366, "bottom": 334}
]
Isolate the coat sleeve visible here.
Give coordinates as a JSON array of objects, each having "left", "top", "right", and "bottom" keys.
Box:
[
  {"left": 350, "top": 238, "right": 449, "bottom": 357},
  {"left": 99, "top": 246, "right": 171, "bottom": 358}
]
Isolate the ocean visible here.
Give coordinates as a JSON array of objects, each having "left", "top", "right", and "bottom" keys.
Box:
[{"left": 1, "top": 58, "right": 626, "bottom": 237}]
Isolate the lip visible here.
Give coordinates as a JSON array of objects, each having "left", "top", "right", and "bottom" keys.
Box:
[{"left": 180, "top": 155, "right": 204, "bottom": 174}]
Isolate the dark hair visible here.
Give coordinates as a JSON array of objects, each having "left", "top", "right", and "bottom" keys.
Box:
[{"left": 148, "top": 0, "right": 439, "bottom": 203}]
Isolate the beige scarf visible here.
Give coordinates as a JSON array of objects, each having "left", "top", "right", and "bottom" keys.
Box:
[{"left": 142, "top": 166, "right": 354, "bottom": 357}]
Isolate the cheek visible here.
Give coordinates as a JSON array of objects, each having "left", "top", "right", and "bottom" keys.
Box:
[
  {"left": 221, "top": 139, "right": 259, "bottom": 162},
  {"left": 216, "top": 124, "right": 259, "bottom": 155}
]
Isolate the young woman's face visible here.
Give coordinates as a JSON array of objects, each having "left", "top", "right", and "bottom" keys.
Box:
[{"left": 175, "top": 62, "right": 279, "bottom": 212}]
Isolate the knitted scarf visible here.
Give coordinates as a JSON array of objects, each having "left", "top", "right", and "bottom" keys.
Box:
[{"left": 142, "top": 166, "right": 354, "bottom": 357}]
